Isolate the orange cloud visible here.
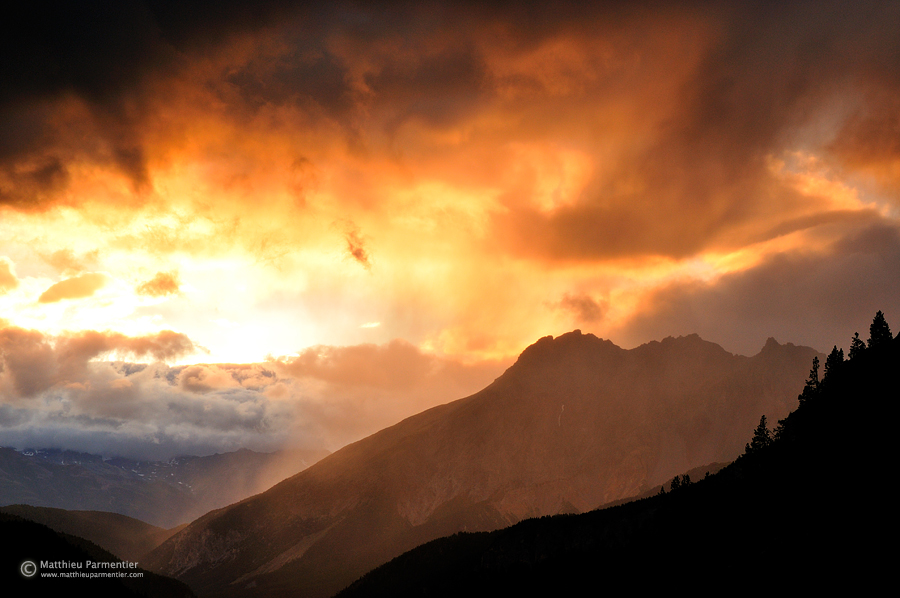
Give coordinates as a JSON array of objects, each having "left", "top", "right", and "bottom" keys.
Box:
[
  {"left": 0, "top": 258, "right": 19, "bottom": 294},
  {"left": 344, "top": 228, "right": 371, "bottom": 270},
  {"left": 38, "top": 273, "right": 109, "bottom": 303},
  {"left": 40, "top": 249, "right": 99, "bottom": 274},
  {"left": 278, "top": 339, "right": 438, "bottom": 390},
  {"left": 0, "top": 324, "right": 198, "bottom": 398},
  {"left": 136, "top": 271, "right": 180, "bottom": 297},
  {"left": 179, "top": 365, "right": 242, "bottom": 393},
  {"left": 557, "top": 292, "right": 605, "bottom": 324},
  {"left": 0, "top": 1, "right": 897, "bottom": 370}
]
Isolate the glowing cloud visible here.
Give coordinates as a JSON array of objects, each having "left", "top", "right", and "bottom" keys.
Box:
[
  {"left": 37, "top": 273, "right": 109, "bottom": 303},
  {"left": 0, "top": 258, "right": 19, "bottom": 294},
  {"left": 1, "top": 1, "right": 899, "bottom": 458},
  {"left": 136, "top": 271, "right": 180, "bottom": 297}
]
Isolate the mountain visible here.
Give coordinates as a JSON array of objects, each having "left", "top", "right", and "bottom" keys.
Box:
[
  {"left": 0, "top": 504, "right": 177, "bottom": 561},
  {"left": 146, "top": 331, "right": 820, "bottom": 597},
  {"left": 337, "top": 330, "right": 897, "bottom": 596},
  {"left": 0, "top": 447, "right": 329, "bottom": 527},
  {"left": 1, "top": 511, "right": 196, "bottom": 597}
]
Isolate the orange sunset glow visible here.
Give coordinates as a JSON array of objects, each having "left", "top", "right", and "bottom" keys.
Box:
[{"left": 1, "top": 1, "right": 898, "bottom": 459}]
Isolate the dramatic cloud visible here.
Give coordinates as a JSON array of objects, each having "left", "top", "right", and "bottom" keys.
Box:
[
  {"left": 1, "top": 2, "right": 899, "bottom": 457},
  {"left": 38, "top": 273, "right": 109, "bottom": 303},
  {"left": 0, "top": 324, "right": 197, "bottom": 398},
  {"left": 0, "top": 323, "right": 506, "bottom": 457},
  {"left": 613, "top": 222, "right": 900, "bottom": 355}
]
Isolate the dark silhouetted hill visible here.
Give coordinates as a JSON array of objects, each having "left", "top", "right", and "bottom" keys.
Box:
[
  {"left": 1, "top": 511, "right": 195, "bottom": 597},
  {"left": 0, "top": 504, "right": 178, "bottom": 561}
]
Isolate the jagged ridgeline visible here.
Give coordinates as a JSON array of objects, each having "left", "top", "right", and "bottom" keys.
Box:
[
  {"left": 337, "top": 312, "right": 896, "bottom": 596},
  {"left": 144, "top": 331, "right": 823, "bottom": 597}
]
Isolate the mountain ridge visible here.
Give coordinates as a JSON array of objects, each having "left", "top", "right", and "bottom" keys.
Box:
[
  {"left": 337, "top": 326, "right": 898, "bottom": 596},
  {"left": 0, "top": 446, "right": 329, "bottom": 527},
  {"left": 145, "top": 331, "right": 820, "bottom": 598}
]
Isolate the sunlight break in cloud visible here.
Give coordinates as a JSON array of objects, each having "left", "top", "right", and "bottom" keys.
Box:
[{"left": 1, "top": 2, "right": 899, "bottom": 458}]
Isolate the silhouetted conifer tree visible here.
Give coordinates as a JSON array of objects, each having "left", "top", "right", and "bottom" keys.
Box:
[
  {"left": 670, "top": 476, "right": 681, "bottom": 491},
  {"left": 773, "top": 417, "right": 786, "bottom": 440},
  {"left": 823, "top": 346, "right": 844, "bottom": 385},
  {"left": 849, "top": 332, "right": 866, "bottom": 360},
  {"left": 682, "top": 474, "right": 691, "bottom": 486},
  {"left": 745, "top": 415, "right": 772, "bottom": 455},
  {"left": 868, "top": 310, "right": 892, "bottom": 349},
  {"left": 798, "top": 356, "right": 819, "bottom": 404}
]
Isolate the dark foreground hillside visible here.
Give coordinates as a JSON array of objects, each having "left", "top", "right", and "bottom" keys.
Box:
[
  {"left": 339, "top": 324, "right": 897, "bottom": 596},
  {"left": 1, "top": 512, "right": 195, "bottom": 597},
  {"left": 0, "top": 504, "right": 179, "bottom": 561}
]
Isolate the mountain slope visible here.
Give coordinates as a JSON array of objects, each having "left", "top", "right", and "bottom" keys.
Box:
[
  {"left": 146, "top": 331, "right": 820, "bottom": 597},
  {"left": 0, "top": 504, "right": 177, "bottom": 561},
  {"left": 338, "top": 330, "right": 897, "bottom": 596},
  {"left": 0, "top": 447, "right": 328, "bottom": 527},
  {"left": 1, "top": 511, "right": 196, "bottom": 597}
]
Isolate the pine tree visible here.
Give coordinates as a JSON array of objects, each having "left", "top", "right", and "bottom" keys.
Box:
[
  {"left": 849, "top": 332, "right": 866, "bottom": 360},
  {"left": 773, "top": 417, "right": 786, "bottom": 440},
  {"left": 823, "top": 345, "right": 844, "bottom": 385},
  {"left": 799, "top": 356, "right": 819, "bottom": 404},
  {"left": 746, "top": 415, "right": 772, "bottom": 454},
  {"left": 868, "top": 310, "right": 892, "bottom": 349}
]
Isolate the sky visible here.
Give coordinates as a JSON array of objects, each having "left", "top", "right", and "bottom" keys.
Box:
[{"left": 1, "top": 1, "right": 899, "bottom": 459}]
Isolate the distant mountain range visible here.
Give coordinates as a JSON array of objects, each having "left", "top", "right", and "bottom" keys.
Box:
[
  {"left": 0, "top": 447, "right": 329, "bottom": 528},
  {"left": 144, "top": 331, "right": 820, "bottom": 597}
]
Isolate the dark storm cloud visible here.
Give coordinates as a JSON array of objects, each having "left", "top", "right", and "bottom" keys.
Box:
[
  {"left": 617, "top": 220, "right": 900, "bottom": 355},
  {"left": 5, "top": 1, "right": 897, "bottom": 234},
  {"left": 829, "top": 91, "right": 900, "bottom": 194},
  {"left": 368, "top": 44, "right": 489, "bottom": 131},
  {"left": 0, "top": 0, "right": 305, "bottom": 202},
  {"left": 0, "top": 1, "right": 311, "bottom": 106},
  {"left": 1, "top": 2, "right": 169, "bottom": 195},
  {"left": 557, "top": 292, "right": 606, "bottom": 324},
  {"left": 490, "top": 1, "right": 900, "bottom": 261},
  {"left": 0, "top": 1, "right": 653, "bottom": 207}
]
